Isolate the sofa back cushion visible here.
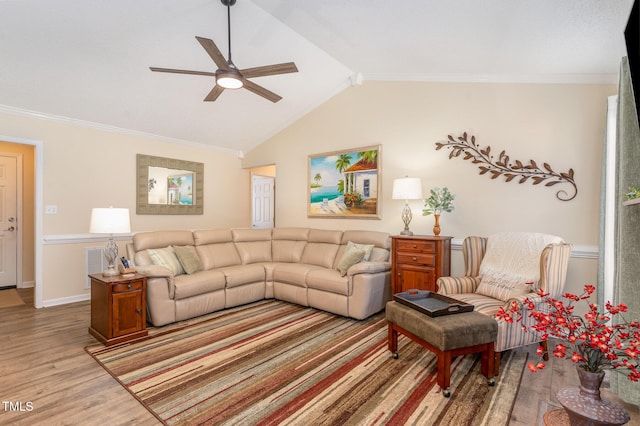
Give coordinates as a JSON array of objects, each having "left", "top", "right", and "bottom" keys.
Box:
[
  {"left": 133, "top": 230, "right": 194, "bottom": 251},
  {"left": 333, "top": 230, "right": 391, "bottom": 268},
  {"left": 193, "top": 229, "right": 241, "bottom": 269},
  {"left": 301, "top": 229, "right": 342, "bottom": 268},
  {"left": 272, "top": 227, "right": 309, "bottom": 263},
  {"left": 232, "top": 228, "right": 273, "bottom": 264}
]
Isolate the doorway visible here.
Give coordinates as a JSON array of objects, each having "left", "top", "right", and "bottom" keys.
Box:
[
  {"left": 0, "top": 154, "right": 19, "bottom": 289},
  {"left": 0, "top": 141, "right": 36, "bottom": 299},
  {"left": 250, "top": 165, "right": 276, "bottom": 229}
]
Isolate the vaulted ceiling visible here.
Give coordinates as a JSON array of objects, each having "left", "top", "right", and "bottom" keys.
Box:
[{"left": 0, "top": 0, "right": 633, "bottom": 155}]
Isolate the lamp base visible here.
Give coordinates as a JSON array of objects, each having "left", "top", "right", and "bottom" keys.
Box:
[
  {"left": 102, "top": 266, "right": 119, "bottom": 277},
  {"left": 400, "top": 229, "right": 414, "bottom": 236}
]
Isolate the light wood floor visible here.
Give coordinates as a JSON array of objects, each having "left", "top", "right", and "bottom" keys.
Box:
[{"left": 1, "top": 289, "right": 638, "bottom": 426}]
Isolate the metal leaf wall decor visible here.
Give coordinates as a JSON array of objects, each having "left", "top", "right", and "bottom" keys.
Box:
[{"left": 435, "top": 132, "right": 577, "bottom": 201}]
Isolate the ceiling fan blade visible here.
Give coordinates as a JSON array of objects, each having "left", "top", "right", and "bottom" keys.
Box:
[
  {"left": 196, "top": 36, "right": 229, "bottom": 70},
  {"left": 242, "top": 79, "right": 282, "bottom": 103},
  {"left": 150, "top": 67, "right": 216, "bottom": 77},
  {"left": 204, "top": 85, "right": 225, "bottom": 102},
  {"left": 240, "top": 62, "right": 298, "bottom": 79}
]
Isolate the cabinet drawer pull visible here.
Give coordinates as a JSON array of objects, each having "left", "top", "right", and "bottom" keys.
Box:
[
  {"left": 128, "top": 284, "right": 133, "bottom": 289},
  {"left": 136, "top": 308, "right": 142, "bottom": 314},
  {"left": 412, "top": 256, "right": 417, "bottom": 261}
]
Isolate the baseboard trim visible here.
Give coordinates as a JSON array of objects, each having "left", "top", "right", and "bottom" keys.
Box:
[{"left": 43, "top": 293, "right": 90, "bottom": 307}]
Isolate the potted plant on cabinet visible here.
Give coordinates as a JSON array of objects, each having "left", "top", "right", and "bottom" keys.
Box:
[{"left": 422, "top": 187, "right": 455, "bottom": 236}]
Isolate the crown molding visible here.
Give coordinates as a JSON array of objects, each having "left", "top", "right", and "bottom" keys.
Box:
[
  {"left": 0, "top": 104, "right": 242, "bottom": 156},
  {"left": 362, "top": 72, "right": 619, "bottom": 85}
]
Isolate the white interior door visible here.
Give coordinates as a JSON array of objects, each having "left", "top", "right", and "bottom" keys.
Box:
[
  {"left": 0, "top": 155, "right": 17, "bottom": 287},
  {"left": 252, "top": 175, "right": 275, "bottom": 228}
]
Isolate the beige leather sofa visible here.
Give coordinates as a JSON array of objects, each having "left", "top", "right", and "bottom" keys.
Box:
[{"left": 127, "top": 227, "right": 392, "bottom": 326}]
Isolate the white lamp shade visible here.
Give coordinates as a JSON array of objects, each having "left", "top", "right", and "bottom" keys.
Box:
[
  {"left": 89, "top": 208, "right": 131, "bottom": 234},
  {"left": 392, "top": 178, "right": 423, "bottom": 200}
]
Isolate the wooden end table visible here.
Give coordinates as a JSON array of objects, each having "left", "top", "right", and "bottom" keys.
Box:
[{"left": 88, "top": 273, "right": 148, "bottom": 346}]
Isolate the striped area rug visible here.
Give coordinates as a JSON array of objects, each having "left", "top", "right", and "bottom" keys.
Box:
[{"left": 86, "top": 300, "right": 526, "bottom": 425}]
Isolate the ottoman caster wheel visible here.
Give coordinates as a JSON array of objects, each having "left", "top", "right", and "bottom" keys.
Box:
[
  {"left": 392, "top": 352, "right": 399, "bottom": 359},
  {"left": 488, "top": 379, "right": 496, "bottom": 386},
  {"left": 443, "top": 389, "right": 451, "bottom": 398}
]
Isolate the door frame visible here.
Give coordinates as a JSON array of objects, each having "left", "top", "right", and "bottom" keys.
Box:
[{"left": 0, "top": 152, "right": 23, "bottom": 289}]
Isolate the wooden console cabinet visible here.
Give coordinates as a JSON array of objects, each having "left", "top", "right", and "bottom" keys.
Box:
[
  {"left": 88, "top": 273, "right": 147, "bottom": 346},
  {"left": 391, "top": 235, "right": 452, "bottom": 294}
]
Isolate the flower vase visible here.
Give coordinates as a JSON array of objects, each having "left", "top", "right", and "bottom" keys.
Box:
[
  {"left": 556, "top": 367, "right": 630, "bottom": 425},
  {"left": 433, "top": 214, "right": 441, "bottom": 236}
]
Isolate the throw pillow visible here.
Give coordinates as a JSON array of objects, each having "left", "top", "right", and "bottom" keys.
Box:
[
  {"left": 147, "top": 246, "right": 185, "bottom": 276},
  {"left": 173, "top": 245, "right": 203, "bottom": 275},
  {"left": 345, "top": 241, "right": 375, "bottom": 261},
  {"left": 475, "top": 275, "right": 534, "bottom": 301},
  {"left": 336, "top": 247, "right": 366, "bottom": 276}
]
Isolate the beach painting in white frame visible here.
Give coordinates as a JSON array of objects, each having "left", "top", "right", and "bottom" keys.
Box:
[{"left": 308, "top": 145, "right": 381, "bottom": 219}]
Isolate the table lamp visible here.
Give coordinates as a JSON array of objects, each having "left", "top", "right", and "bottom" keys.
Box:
[
  {"left": 89, "top": 207, "right": 131, "bottom": 276},
  {"left": 392, "top": 177, "right": 423, "bottom": 236}
]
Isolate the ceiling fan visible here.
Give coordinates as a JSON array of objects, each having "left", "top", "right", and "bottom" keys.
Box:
[{"left": 150, "top": 0, "right": 298, "bottom": 103}]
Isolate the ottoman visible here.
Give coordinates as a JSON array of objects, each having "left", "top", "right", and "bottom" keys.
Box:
[{"left": 386, "top": 300, "right": 498, "bottom": 397}]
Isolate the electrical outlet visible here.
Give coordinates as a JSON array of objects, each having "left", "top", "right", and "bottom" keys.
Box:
[{"left": 45, "top": 205, "right": 57, "bottom": 214}]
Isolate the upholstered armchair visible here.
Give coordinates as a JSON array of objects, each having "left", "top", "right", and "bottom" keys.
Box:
[{"left": 436, "top": 232, "right": 572, "bottom": 369}]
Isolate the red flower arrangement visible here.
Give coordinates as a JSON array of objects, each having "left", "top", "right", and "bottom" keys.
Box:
[{"left": 496, "top": 284, "right": 640, "bottom": 381}]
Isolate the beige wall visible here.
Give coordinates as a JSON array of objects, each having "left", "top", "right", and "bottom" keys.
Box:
[
  {"left": 0, "top": 80, "right": 616, "bottom": 305},
  {"left": 243, "top": 80, "right": 616, "bottom": 297},
  {"left": 0, "top": 111, "right": 251, "bottom": 304}
]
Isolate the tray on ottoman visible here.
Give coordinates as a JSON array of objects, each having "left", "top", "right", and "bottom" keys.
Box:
[{"left": 394, "top": 289, "right": 474, "bottom": 317}]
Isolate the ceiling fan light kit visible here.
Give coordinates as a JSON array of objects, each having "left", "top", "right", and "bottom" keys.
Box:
[
  {"left": 216, "top": 68, "right": 243, "bottom": 89},
  {"left": 149, "top": 0, "right": 297, "bottom": 102}
]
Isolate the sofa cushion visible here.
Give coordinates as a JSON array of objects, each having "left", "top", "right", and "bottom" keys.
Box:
[
  {"left": 273, "top": 263, "right": 323, "bottom": 287},
  {"left": 335, "top": 246, "right": 366, "bottom": 276},
  {"left": 148, "top": 247, "right": 185, "bottom": 276},
  {"left": 193, "top": 229, "right": 234, "bottom": 245},
  {"left": 196, "top": 242, "right": 241, "bottom": 270},
  {"left": 173, "top": 245, "right": 203, "bottom": 274},
  {"left": 232, "top": 228, "right": 272, "bottom": 264},
  {"left": 307, "top": 268, "right": 350, "bottom": 295},
  {"left": 235, "top": 241, "right": 272, "bottom": 264},
  {"left": 300, "top": 229, "right": 342, "bottom": 268},
  {"left": 341, "top": 230, "right": 390, "bottom": 250},
  {"left": 173, "top": 269, "right": 226, "bottom": 300},
  {"left": 231, "top": 228, "right": 271, "bottom": 265},
  {"left": 443, "top": 293, "right": 503, "bottom": 317},
  {"left": 133, "top": 230, "right": 194, "bottom": 251},
  {"left": 218, "top": 264, "right": 266, "bottom": 288},
  {"left": 337, "top": 231, "right": 391, "bottom": 265},
  {"left": 272, "top": 227, "right": 309, "bottom": 263}
]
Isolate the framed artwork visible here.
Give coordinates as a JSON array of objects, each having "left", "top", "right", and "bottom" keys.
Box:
[
  {"left": 308, "top": 145, "right": 381, "bottom": 219},
  {"left": 136, "top": 154, "right": 204, "bottom": 215}
]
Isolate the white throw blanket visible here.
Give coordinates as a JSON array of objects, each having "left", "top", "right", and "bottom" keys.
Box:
[{"left": 477, "top": 232, "right": 563, "bottom": 301}]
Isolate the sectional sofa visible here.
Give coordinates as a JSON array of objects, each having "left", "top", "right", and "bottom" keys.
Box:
[{"left": 127, "top": 227, "right": 392, "bottom": 326}]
